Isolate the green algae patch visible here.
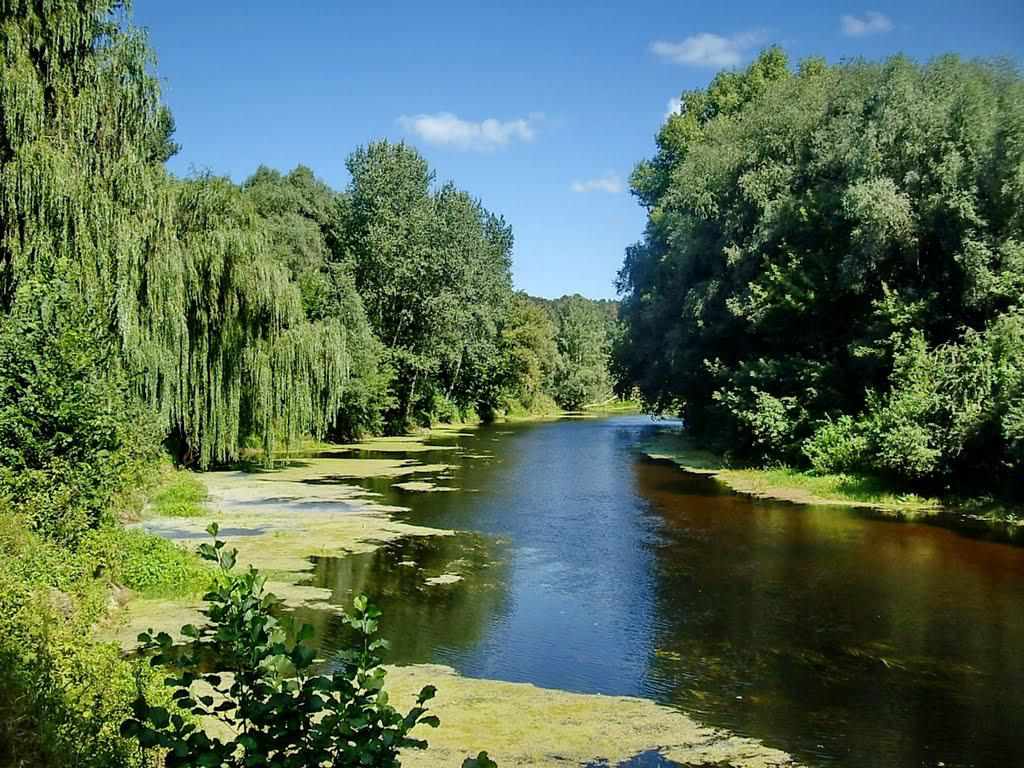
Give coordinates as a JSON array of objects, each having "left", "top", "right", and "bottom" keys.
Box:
[
  {"left": 643, "top": 431, "right": 940, "bottom": 513},
  {"left": 102, "top": 596, "right": 207, "bottom": 649},
  {"left": 336, "top": 440, "right": 460, "bottom": 454},
  {"left": 385, "top": 665, "right": 796, "bottom": 768},
  {"left": 393, "top": 481, "right": 457, "bottom": 493},
  {"left": 423, "top": 574, "right": 462, "bottom": 586},
  {"left": 252, "top": 458, "right": 455, "bottom": 482},
  {"left": 108, "top": 462, "right": 456, "bottom": 647}
]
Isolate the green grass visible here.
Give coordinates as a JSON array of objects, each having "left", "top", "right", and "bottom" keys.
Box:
[
  {"left": 79, "top": 525, "right": 212, "bottom": 599},
  {"left": 148, "top": 471, "right": 208, "bottom": 517},
  {"left": 719, "top": 466, "right": 940, "bottom": 512},
  {"left": 582, "top": 397, "right": 644, "bottom": 414},
  {"left": 642, "top": 431, "right": 940, "bottom": 512}
]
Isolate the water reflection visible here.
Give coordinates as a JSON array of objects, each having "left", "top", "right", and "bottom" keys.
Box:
[
  {"left": 287, "top": 533, "right": 510, "bottom": 666},
  {"left": 290, "top": 416, "right": 1024, "bottom": 768},
  {"left": 636, "top": 460, "right": 1024, "bottom": 767}
]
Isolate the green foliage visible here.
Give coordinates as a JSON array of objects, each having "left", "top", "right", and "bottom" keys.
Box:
[
  {"left": 530, "top": 295, "right": 617, "bottom": 410},
  {"left": 123, "top": 524, "right": 443, "bottom": 767},
  {"left": 0, "top": 510, "right": 177, "bottom": 768},
  {"left": 241, "top": 166, "right": 393, "bottom": 441},
  {"left": 0, "top": 282, "right": 160, "bottom": 544},
  {"left": 802, "top": 416, "right": 869, "bottom": 475},
  {"left": 497, "top": 293, "right": 558, "bottom": 411},
  {"left": 0, "top": 1, "right": 381, "bottom": 471},
  {"left": 79, "top": 525, "right": 211, "bottom": 598},
  {"left": 616, "top": 49, "right": 1024, "bottom": 496},
  {"left": 335, "top": 141, "right": 518, "bottom": 427},
  {"left": 149, "top": 471, "right": 208, "bottom": 518}
]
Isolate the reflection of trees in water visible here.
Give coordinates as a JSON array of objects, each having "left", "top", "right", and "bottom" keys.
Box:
[
  {"left": 632, "top": 459, "right": 1024, "bottom": 768},
  {"left": 287, "top": 532, "right": 510, "bottom": 666}
]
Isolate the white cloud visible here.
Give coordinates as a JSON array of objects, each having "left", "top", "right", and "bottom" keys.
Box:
[
  {"left": 841, "top": 11, "right": 893, "bottom": 37},
  {"left": 665, "top": 97, "right": 683, "bottom": 120},
  {"left": 571, "top": 174, "right": 624, "bottom": 194},
  {"left": 397, "top": 112, "right": 538, "bottom": 151},
  {"left": 650, "top": 31, "right": 762, "bottom": 68}
]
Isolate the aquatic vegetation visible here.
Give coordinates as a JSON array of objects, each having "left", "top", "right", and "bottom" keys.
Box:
[
  {"left": 424, "top": 574, "right": 464, "bottom": 586},
  {"left": 107, "top": 462, "right": 455, "bottom": 646},
  {"left": 383, "top": 665, "right": 794, "bottom": 768},
  {"left": 394, "top": 481, "right": 458, "bottom": 493}
]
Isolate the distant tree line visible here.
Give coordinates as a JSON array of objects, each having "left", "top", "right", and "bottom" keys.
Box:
[{"left": 615, "top": 49, "right": 1024, "bottom": 497}]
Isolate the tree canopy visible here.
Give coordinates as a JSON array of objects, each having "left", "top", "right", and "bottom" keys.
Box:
[{"left": 615, "top": 49, "right": 1024, "bottom": 495}]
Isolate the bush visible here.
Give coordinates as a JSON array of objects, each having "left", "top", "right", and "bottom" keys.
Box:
[
  {"left": 802, "top": 415, "right": 869, "bottom": 475},
  {"left": 0, "top": 282, "right": 160, "bottom": 545},
  {"left": 431, "top": 392, "right": 461, "bottom": 424},
  {"left": 79, "top": 526, "right": 211, "bottom": 598},
  {"left": 0, "top": 509, "right": 174, "bottom": 768},
  {"left": 123, "top": 524, "right": 446, "bottom": 767}
]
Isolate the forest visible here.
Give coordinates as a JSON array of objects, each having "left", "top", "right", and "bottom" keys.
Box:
[{"left": 615, "top": 48, "right": 1024, "bottom": 499}]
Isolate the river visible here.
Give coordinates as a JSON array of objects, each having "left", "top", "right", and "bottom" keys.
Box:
[{"left": 285, "top": 415, "right": 1024, "bottom": 768}]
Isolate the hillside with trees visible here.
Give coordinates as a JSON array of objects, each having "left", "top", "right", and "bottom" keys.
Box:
[{"left": 615, "top": 49, "right": 1024, "bottom": 499}]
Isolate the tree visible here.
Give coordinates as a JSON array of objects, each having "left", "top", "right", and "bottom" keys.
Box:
[
  {"left": 532, "top": 296, "right": 616, "bottom": 410},
  {"left": 615, "top": 49, "right": 1024, "bottom": 494},
  {"left": 243, "top": 166, "right": 391, "bottom": 439},
  {"left": 335, "top": 142, "right": 516, "bottom": 427}
]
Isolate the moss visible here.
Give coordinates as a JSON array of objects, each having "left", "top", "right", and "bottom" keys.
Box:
[{"left": 385, "top": 665, "right": 794, "bottom": 768}]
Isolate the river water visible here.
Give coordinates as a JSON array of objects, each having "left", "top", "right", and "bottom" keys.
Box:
[{"left": 289, "top": 415, "right": 1024, "bottom": 768}]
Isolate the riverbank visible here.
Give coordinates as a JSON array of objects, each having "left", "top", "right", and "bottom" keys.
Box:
[
  {"left": 643, "top": 430, "right": 939, "bottom": 512},
  {"left": 99, "top": 431, "right": 798, "bottom": 768},
  {"left": 642, "top": 429, "right": 1024, "bottom": 530}
]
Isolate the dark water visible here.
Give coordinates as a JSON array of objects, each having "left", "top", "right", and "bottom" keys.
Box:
[{"left": 289, "top": 416, "right": 1024, "bottom": 768}]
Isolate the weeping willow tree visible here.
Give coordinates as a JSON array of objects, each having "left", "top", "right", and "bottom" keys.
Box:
[
  {"left": 141, "top": 176, "right": 360, "bottom": 466},
  {"left": 1, "top": 0, "right": 365, "bottom": 474}
]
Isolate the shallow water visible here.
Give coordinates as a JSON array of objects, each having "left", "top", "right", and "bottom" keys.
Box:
[{"left": 289, "top": 416, "right": 1024, "bottom": 768}]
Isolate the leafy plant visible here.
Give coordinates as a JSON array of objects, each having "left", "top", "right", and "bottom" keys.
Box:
[
  {"left": 122, "top": 523, "right": 442, "bottom": 767},
  {"left": 79, "top": 526, "right": 211, "bottom": 598}
]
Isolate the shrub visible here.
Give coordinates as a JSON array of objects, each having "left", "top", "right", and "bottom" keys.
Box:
[
  {"left": 123, "top": 524, "right": 446, "bottom": 767},
  {"left": 431, "top": 392, "right": 461, "bottom": 424},
  {"left": 0, "top": 282, "right": 160, "bottom": 545},
  {"left": 802, "top": 415, "right": 869, "bottom": 475},
  {"left": 79, "top": 526, "right": 211, "bottom": 598},
  {"left": 0, "top": 509, "right": 173, "bottom": 768}
]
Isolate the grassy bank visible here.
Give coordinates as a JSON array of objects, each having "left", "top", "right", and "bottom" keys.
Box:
[
  {"left": 0, "top": 467, "right": 213, "bottom": 768},
  {"left": 642, "top": 430, "right": 941, "bottom": 513}
]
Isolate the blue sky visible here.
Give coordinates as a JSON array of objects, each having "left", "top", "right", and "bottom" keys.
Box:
[{"left": 133, "top": 1, "right": 1023, "bottom": 299}]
